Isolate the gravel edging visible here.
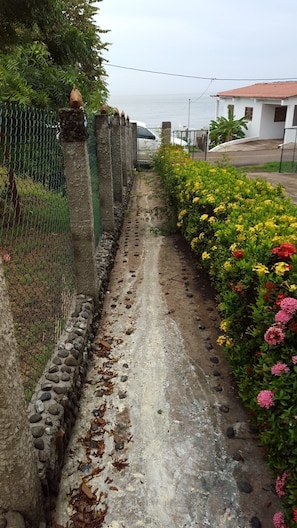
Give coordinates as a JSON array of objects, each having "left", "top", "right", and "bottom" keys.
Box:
[{"left": 26, "top": 175, "right": 134, "bottom": 522}]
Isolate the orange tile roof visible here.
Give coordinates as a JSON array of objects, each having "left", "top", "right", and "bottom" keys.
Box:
[{"left": 216, "top": 81, "right": 297, "bottom": 99}]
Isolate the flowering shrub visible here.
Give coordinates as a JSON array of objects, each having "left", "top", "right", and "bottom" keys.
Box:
[{"left": 155, "top": 145, "right": 297, "bottom": 527}]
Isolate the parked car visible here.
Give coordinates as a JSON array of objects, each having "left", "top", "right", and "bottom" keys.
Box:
[{"left": 134, "top": 122, "right": 187, "bottom": 165}]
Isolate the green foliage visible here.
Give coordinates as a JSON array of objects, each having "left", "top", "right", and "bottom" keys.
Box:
[
  {"left": 209, "top": 107, "right": 248, "bottom": 148},
  {"left": 0, "top": 0, "right": 109, "bottom": 110},
  {"left": 155, "top": 144, "right": 297, "bottom": 527}
]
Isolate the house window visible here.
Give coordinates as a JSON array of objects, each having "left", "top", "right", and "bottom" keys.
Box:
[
  {"left": 274, "top": 106, "right": 287, "bottom": 122},
  {"left": 244, "top": 107, "right": 253, "bottom": 121},
  {"left": 293, "top": 105, "right": 297, "bottom": 126},
  {"left": 227, "top": 104, "right": 234, "bottom": 117}
]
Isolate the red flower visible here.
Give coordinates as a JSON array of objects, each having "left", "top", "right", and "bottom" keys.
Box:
[
  {"left": 265, "top": 281, "right": 276, "bottom": 292},
  {"left": 233, "top": 283, "right": 245, "bottom": 294},
  {"left": 275, "top": 293, "right": 286, "bottom": 307},
  {"left": 289, "top": 321, "right": 297, "bottom": 333},
  {"left": 293, "top": 507, "right": 297, "bottom": 522},
  {"left": 232, "top": 249, "right": 244, "bottom": 259},
  {"left": 272, "top": 243, "right": 296, "bottom": 259}
]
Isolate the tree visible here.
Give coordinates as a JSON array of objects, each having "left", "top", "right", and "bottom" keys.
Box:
[
  {"left": 209, "top": 107, "right": 248, "bottom": 149},
  {"left": 0, "top": 0, "right": 109, "bottom": 110}
]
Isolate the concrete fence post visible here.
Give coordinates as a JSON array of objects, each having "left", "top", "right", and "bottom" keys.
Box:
[
  {"left": 120, "top": 112, "right": 127, "bottom": 186},
  {"left": 162, "top": 121, "right": 171, "bottom": 144},
  {"left": 95, "top": 107, "right": 115, "bottom": 232},
  {"left": 131, "top": 121, "right": 137, "bottom": 168},
  {"left": 110, "top": 109, "right": 123, "bottom": 203},
  {"left": 126, "top": 116, "right": 132, "bottom": 177},
  {"left": 0, "top": 264, "right": 43, "bottom": 527},
  {"left": 59, "top": 108, "right": 98, "bottom": 304}
]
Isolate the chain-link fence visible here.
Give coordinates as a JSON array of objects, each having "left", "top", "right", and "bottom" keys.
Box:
[
  {"left": 279, "top": 127, "right": 297, "bottom": 173},
  {"left": 0, "top": 103, "right": 76, "bottom": 400}
]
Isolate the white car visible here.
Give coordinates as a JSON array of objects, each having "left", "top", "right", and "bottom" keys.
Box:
[{"left": 135, "top": 122, "right": 187, "bottom": 165}]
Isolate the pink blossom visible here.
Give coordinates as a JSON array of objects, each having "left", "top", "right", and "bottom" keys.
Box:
[
  {"left": 275, "top": 471, "right": 289, "bottom": 497},
  {"left": 264, "top": 325, "right": 286, "bottom": 345},
  {"left": 273, "top": 511, "right": 287, "bottom": 528},
  {"left": 292, "top": 355, "right": 297, "bottom": 365},
  {"left": 280, "top": 297, "right": 297, "bottom": 315},
  {"left": 257, "top": 390, "right": 275, "bottom": 409},
  {"left": 275, "top": 310, "right": 292, "bottom": 324},
  {"left": 271, "top": 362, "right": 290, "bottom": 376},
  {"left": 3, "top": 253, "right": 11, "bottom": 263}
]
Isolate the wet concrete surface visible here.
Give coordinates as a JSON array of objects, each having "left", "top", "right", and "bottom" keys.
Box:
[{"left": 53, "top": 171, "right": 281, "bottom": 528}]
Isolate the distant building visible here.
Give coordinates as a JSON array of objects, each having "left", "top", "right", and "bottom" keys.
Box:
[{"left": 214, "top": 81, "right": 297, "bottom": 144}]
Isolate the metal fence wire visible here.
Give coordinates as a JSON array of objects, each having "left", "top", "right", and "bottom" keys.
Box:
[
  {"left": 0, "top": 103, "right": 76, "bottom": 400},
  {"left": 279, "top": 127, "right": 297, "bottom": 173}
]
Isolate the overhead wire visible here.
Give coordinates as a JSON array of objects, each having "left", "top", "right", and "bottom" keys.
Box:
[{"left": 104, "top": 63, "right": 297, "bottom": 83}]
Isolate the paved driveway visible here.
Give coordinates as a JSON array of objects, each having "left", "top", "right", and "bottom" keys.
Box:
[{"left": 193, "top": 139, "right": 291, "bottom": 167}]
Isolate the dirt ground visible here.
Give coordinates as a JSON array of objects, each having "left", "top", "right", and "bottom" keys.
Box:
[{"left": 53, "top": 171, "right": 280, "bottom": 528}]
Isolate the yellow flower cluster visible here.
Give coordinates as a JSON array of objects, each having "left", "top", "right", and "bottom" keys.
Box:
[
  {"left": 273, "top": 262, "right": 291, "bottom": 276},
  {"left": 253, "top": 264, "right": 269, "bottom": 275},
  {"left": 214, "top": 204, "right": 226, "bottom": 214},
  {"left": 178, "top": 209, "right": 187, "bottom": 220},
  {"left": 223, "top": 261, "right": 232, "bottom": 271},
  {"left": 190, "top": 237, "right": 199, "bottom": 249},
  {"left": 217, "top": 335, "right": 233, "bottom": 347}
]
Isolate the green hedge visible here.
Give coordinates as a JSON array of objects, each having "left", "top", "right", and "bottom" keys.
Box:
[{"left": 155, "top": 145, "right": 297, "bottom": 528}]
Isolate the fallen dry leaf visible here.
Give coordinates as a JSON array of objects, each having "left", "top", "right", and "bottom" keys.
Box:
[{"left": 81, "top": 482, "right": 95, "bottom": 500}]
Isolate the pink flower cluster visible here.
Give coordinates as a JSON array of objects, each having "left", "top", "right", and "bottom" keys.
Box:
[
  {"left": 275, "top": 471, "right": 289, "bottom": 497},
  {"left": 271, "top": 362, "right": 290, "bottom": 376},
  {"left": 265, "top": 297, "right": 297, "bottom": 344},
  {"left": 275, "top": 298, "right": 297, "bottom": 325},
  {"left": 280, "top": 297, "right": 297, "bottom": 315},
  {"left": 257, "top": 390, "right": 275, "bottom": 409},
  {"left": 264, "top": 325, "right": 285, "bottom": 345},
  {"left": 273, "top": 511, "right": 287, "bottom": 528}
]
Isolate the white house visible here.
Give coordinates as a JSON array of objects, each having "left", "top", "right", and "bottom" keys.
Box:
[{"left": 214, "top": 81, "right": 297, "bottom": 145}]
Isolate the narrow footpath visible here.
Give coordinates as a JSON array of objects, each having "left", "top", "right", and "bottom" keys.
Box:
[{"left": 53, "top": 171, "right": 280, "bottom": 528}]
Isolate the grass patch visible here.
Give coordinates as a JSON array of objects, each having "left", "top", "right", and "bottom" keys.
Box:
[
  {"left": 0, "top": 175, "right": 75, "bottom": 400},
  {"left": 240, "top": 160, "right": 297, "bottom": 173}
]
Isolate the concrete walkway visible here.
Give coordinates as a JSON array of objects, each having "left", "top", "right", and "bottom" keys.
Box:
[{"left": 53, "top": 171, "right": 281, "bottom": 528}]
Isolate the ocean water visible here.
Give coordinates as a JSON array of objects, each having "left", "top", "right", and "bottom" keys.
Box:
[{"left": 107, "top": 93, "right": 217, "bottom": 132}]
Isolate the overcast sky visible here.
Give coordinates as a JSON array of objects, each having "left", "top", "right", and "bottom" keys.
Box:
[{"left": 95, "top": 0, "right": 297, "bottom": 98}]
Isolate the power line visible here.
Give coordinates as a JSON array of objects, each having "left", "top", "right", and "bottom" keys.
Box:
[{"left": 104, "top": 63, "right": 297, "bottom": 83}]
